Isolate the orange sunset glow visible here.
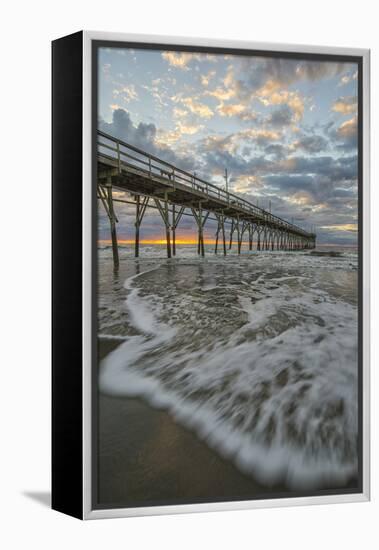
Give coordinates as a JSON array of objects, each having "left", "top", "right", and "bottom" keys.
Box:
[{"left": 99, "top": 237, "right": 228, "bottom": 246}]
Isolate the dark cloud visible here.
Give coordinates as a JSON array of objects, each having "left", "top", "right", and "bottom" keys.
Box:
[
  {"left": 99, "top": 108, "right": 196, "bottom": 171},
  {"left": 239, "top": 57, "right": 350, "bottom": 93},
  {"left": 325, "top": 116, "right": 358, "bottom": 151},
  {"left": 264, "top": 143, "right": 288, "bottom": 160},
  {"left": 100, "top": 108, "right": 156, "bottom": 151},
  {"left": 266, "top": 105, "right": 293, "bottom": 127},
  {"left": 292, "top": 133, "right": 329, "bottom": 153},
  {"left": 264, "top": 174, "right": 314, "bottom": 191},
  {"left": 285, "top": 155, "right": 358, "bottom": 181}
]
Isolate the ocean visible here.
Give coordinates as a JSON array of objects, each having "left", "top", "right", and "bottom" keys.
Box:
[{"left": 98, "top": 244, "right": 358, "bottom": 490}]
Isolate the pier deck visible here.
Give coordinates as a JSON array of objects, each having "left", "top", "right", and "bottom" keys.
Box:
[{"left": 97, "top": 130, "right": 316, "bottom": 267}]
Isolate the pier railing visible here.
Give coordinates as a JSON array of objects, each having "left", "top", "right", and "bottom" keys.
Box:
[{"left": 98, "top": 130, "right": 314, "bottom": 238}]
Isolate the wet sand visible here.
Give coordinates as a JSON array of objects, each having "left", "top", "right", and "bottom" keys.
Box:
[
  {"left": 98, "top": 393, "right": 291, "bottom": 507},
  {"left": 97, "top": 338, "right": 289, "bottom": 507}
]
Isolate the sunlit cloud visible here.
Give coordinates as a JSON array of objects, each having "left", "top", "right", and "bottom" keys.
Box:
[
  {"left": 217, "top": 103, "right": 246, "bottom": 117},
  {"left": 332, "top": 96, "right": 357, "bottom": 115},
  {"left": 205, "top": 87, "right": 236, "bottom": 101},
  {"left": 162, "top": 51, "right": 217, "bottom": 70},
  {"left": 161, "top": 51, "right": 196, "bottom": 69},
  {"left": 232, "top": 175, "right": 263, "bottom": 194},
  {"left": 257, "top": 84, "right": 305, "bottom": 122},
  {"left": 338, "top": 70, "right": 358, "bottom": 86},
  {"left": 320, "top": 223, "right": 357, "bottom": 232},
  {"left": 112, "top": 84, "right": 138, "bottom": 103},
  {"left": 181, "top": 97, "right": 213, "bottom": 119},
  {"left": 337, "top": 116, "right": 357, "bottom": 138},
  {"left": 177, "top": 121, "right": 203, "bottom": 135},
  {"left": 287, "top": 191, "right": 313, "bottom": 206},
  {"left": 200, "top": 70, "right": 216, "bottom": 87}
]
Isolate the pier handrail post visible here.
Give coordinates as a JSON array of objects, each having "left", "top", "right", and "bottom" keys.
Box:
[{"left": 117, "top": 141, "right": 121, "bottom": 174}]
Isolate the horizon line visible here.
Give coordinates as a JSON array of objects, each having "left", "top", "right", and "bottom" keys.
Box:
[{"left": 98, "top": 239, "right": 357, "bottom": 248}]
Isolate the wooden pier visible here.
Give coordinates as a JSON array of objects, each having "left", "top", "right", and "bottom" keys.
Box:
[{"left": 97, "top": 130, "right": 316, "bottom": 267}]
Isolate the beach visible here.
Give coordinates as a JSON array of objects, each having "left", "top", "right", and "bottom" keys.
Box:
[{"left": 97, "top": 244, "right": 359, "bottom": 506}]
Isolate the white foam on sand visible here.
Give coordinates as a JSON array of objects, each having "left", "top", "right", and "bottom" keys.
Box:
[{"left": 99, "top": 253, "right": 358, "bottom": 490}]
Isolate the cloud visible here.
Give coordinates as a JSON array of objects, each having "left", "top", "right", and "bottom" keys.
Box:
[
  {"left": 200, "top": 70, "right": 216, "bottom": 87},
  {"left": 291, "top": 133, "right": 329, "bottom": 153},
  {"left": 231, "top": 175, "right": 263, "bottom": 194},
  {"left": 257, "top": 86, "right": 305, "bottom": 122},
  {"left": 141, "top": 83, "right": 169, "bottom": 107},
  {"left": 216, "top": 103, "right": 246, "bottom": 117},
  {"left": 203, "top": 57, "right": 355, "bottom": 131},
  {"left": 205, "top": 87, "right": 236, "bottom": 101},
  {"left": 200, "top": 128, "right": 281, "bottom": 158},
  {"left": 240, "top": 128, "right": 281, "bottom": 144},
  {"left": 112, "top": 84, "right": 138, "bottom": 103},
  {"left": 161, "top": 51, "right": 216, "bottom": 70},
  {"left": 240, "top": 57, "right": 351, "bottom": 93},
  {"left": 266, "top": 105, "right": 293, "bottom": 127},
  {"left": 337, "top": 116, "right": 358, "bottom": 138},
  {"left": 320, "top": 223, "right": 357, "bottom": 232},
  {"left": 331, "top": 115, "right": 358, "bottom": 150},
  {"left": 264, "top": 174, "right": 315, "bottom": 191},
  {"left": 161, "top": 51, "right": 196, "bottom": 69},
  {"left": 99, "top": 108, "right": 196, "bottom": 171},
  {"left": 176, "top": 121, "right": 203, "bottom": 135},
  {"left": 263, "top": 143, "right": 288, "bottom": 159},
  {"left": 331, "top": 96, "right": 357, "bottom": 115},
  {"left": 173, "top": 107, "right": 187, "bottom": 119},
  {"left": 100, "top": 108, "right": 156, "bottom": 150},
  {"left": 181, "top": 97, "right": 213, "bottom": 119},
  {"left": 280, "top": 154, "right": 358, "bottom": 181},
  {"left": 338, "top": 70, "right": 358, "bottom": 86}
]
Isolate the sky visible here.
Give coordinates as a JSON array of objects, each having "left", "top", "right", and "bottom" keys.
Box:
[{"left": 98, "top": 46, "right": 359, "bottom": 245}]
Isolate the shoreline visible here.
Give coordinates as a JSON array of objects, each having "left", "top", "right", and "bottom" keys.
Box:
[{"left": 97, "top": 338, "right": 357, "bottom": 507}]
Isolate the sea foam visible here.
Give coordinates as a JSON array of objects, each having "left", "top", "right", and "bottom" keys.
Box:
[{"left": 99, "top": 250, "right": 358, "bottom": 489}]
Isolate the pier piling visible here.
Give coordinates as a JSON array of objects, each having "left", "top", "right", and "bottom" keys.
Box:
[{"left": 97, "top": 131, "right": 316, "bottom": 266}]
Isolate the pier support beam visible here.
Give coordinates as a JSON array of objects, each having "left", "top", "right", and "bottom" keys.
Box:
[
  {"left": 214, "top": 215, "right": 220, "bottom": 254},
  {"left": 249, "top": 224, "right": 253, "bottom": 251},
  {"left": 236, "top": 216, "right": 242, "bottom": 254},
  {"left": 134, "top": 195, "right": 149, "bottom": 258},
  {"left": 257, "top": 226, "right": 262, "bottom": 251},
  {"left": 214, "top": 211, "right": 227, "bottom": 256},
  {"left": 154, "top": 194, "right": 172, "bottom": 258},
  {"left": 229, "top": 220, "right": 235, "bottom": 250},
  {"left": 165, "top": 198, "right": 171, "bottom": 258},
  {"left": 171, "top": 205, "right": 185, "bottom": 256},
  {"left": 238, "top": 221, "right": 248, "bottom": 254},
  {"left": 221, "top": 213, "right": 227, "bottom": 256},
  {"left": 191, "top": 204, "right": 209, "bottom": 257},
  {"left": 98, "top": 180, "right": 119, "bottom": 269},
  {"left": 172, "top": 204, "right": 176, "bottom": 256}
]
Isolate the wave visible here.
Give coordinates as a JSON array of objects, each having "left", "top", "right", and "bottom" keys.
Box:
[{"left": 99, "top": 255, "right": 358, "bottom": 489}]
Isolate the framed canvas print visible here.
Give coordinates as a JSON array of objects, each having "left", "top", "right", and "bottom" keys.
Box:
[{"left": 52, "top": 31, "right": 370, "bottom": 519}]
